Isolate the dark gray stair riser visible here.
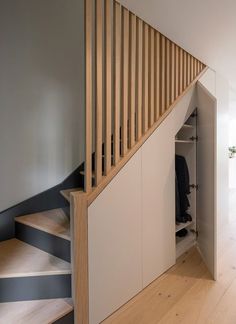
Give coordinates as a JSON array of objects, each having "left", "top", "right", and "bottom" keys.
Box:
[
  {"left": 53, "top": 311, "right": 74, "bottom": 324},
  {"left": 0, "top": 275, "right": 71, "bottom": 302},
  {"left": 15, "top": 222, "right": 71, "bottom": 262}
]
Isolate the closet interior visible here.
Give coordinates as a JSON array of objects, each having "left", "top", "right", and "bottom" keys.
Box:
[{"left": 175, "top": 110, "right": 198, "bottom": 258}]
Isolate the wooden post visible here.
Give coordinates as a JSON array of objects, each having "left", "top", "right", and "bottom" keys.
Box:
[{"left": 71, "top": 192, "right": 89, "bottom": 324}]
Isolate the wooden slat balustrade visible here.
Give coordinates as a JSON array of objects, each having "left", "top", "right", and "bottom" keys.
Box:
[{"left": 85, "top": 0, "right": 206, "bottom": 192}]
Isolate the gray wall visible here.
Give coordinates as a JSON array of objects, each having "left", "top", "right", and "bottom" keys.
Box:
[{"left": 0, "top": 0, "right": 85, "bottom": 212}]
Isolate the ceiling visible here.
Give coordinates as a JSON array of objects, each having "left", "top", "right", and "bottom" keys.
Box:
[{"left": 118, "top": 0, "right": 236, "bottom": 89}]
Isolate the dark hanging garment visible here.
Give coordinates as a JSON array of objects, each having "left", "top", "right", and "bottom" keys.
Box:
[
  {"left": 175, "top": 155, "right": 190, "bottom": 215},
  {"left": 175, "top": 175, "right": 181, "bottom": 221}
]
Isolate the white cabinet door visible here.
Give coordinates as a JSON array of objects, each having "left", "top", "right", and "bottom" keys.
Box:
[
  {"left": 88, "top": 151, "right": 143, "bottom": 324},
  {"left": 197, "top": 83, "right": 217, "bottom": 279},
  {"left": 142, "top": 120, "right": 176, "bottom": 287}
]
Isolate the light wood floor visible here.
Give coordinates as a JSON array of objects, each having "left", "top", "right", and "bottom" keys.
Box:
[{"left": 103, "top": 221, "right": 236, "bottom": 324}]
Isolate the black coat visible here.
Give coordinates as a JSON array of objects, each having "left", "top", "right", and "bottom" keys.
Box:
[{"left": 175, "top": 155, "right": 190, "bottom": 215}]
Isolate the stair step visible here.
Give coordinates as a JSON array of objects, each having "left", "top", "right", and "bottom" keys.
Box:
[
  {"left": 15, "top": 209, "right": 70, "bottom": 241},
  {"left": 0, "top": 239, "right": 71, "bottom": 302},
  {"left": 15, "top": 209, "right": 71, "bottom": 262},
  {"left": 0, "top": 239, "right": 71, "bottom": 278},
  {"left": 0, "top": 298, "right": 73, "bottom": 324},
  {"left": 60, "top": 188, "right": 82, "bottom": 202}
]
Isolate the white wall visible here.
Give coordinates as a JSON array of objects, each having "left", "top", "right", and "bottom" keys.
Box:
[
  {"left": 117, "top": 0, "right": 236, "bottom": 89},
  {"left": 0, "top": 0, "right": 85, "bottom": 212}
]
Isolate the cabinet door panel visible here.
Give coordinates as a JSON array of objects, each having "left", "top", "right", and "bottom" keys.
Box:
[
  {"left": 142, "top": 121, "right": 176, "bottom": 287},
  {"left": 197, "top": 83, "right": 217, "bottom": 279}
]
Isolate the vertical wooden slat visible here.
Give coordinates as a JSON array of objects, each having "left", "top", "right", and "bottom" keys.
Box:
[
  {"left": 85, "top": 0, "right": 93, "bottom": 193},
  {"left": 121, "top": 8, "right": 129, "bottom": 156},
  {"left": 165, "top": 38, "right": 170, "bottom": 109},
  {"left": 95, "top": 0, "right": 103, "bottom": 185},
  {"left": 183, "top": 51, "right": 187, "bottom": 90},
  {"left": 114, "top": 2, "right": 121, "bottom": 165},
  {"left": 194, "top": 58, "right": 198, "bottom": 79},
  {"left": 191, "top": 56, "right": 194, "bottom": 82},
  {"left": 143, "top": 23, "right": 149, "bottom": 133},
  {"left": 154, "top": 31, "right": 160, "bottom": 121},
  {"left": 104, "top": 0, "right": 112, "bottom": 175},
  {"left": 187, "top": 54, "right": 191, "bottom": 86},
  {"left": 179, "top": 47, "right": 183, "bottom": 94},
  {"left": 136, "top": 19, "right": 143, "bottom": 140},
  {"left": 149, "top": 28, "right": 155, "bottom": 126},
  {"left": 171, "top": 42, "right": 175, "bottom": 104},
  {"left": 175, "top": 45, "right": 179, "bottom": 99},
  {"left": 160, "top": 35, "right": 166, "bottom": 114},
  {"left": 129, "top": 13, "right": 136, "bottom": 148},
  {"left": 197, "top": 60, "right": 200, "bottom": 75}
]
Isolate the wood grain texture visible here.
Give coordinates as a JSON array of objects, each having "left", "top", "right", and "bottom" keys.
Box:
[
  {"left": 114, "top": 2, "right": 121, "bottom": 165},
  {"left": 183, "top": 51, "right": 187, "bottom": 90},
  {"left": 179, "top": 47, "right": 183, "bottom": 94},
  {"left": 149, "top": 27, "right": 155, "bottom": 127},
  {"left": 187, "top": 54, "right": 191, "bottom": 85},
  {"left": 85, "top": 0, "right": 93, "bottom": 193},
  {"left": 191, "top": 56, "right": 194, "bottom": 82},
  {"left": 104, "top": 0, "right": 112, "bottom": 175},
  {"left": 121, "top": 7, "right": 129, "bottom": 156},
  {"left": 95, "top": 0, "right": 104, "bottom": 185},
  {"left": 15, "top": 209, "right": 70, "bottom": 241},
  {"left": 0, "top": 298, "right": 73, "bottom": 324},
  {"left": 71, "top": 192, "right": 89, "bottom": 324},
  {"left": 136, "top": 18, "right": 143, "bottom": 140},
  {"left": 129, "top": 13, "right": 136, "bottom": 148},
  {"left": 171, "top": 42, "right": 175, "bottom": 104},
  {"left": 160, "top": 34, "right": 166, "bottom": 114},
  {"left": 0, "top": 239, "right": 71, "bottom": 278},
  {"left": 165, "top": 38, "right": 170, "bottom": 109},
  {"left": 154, "top": 32, "right": 160, "bottom": 121},
  {"left": 175, "top": 45, "right": 179, "bottom": 99},
  {"left": 143, "top": 23, "right": 149, "bottom": 132}
]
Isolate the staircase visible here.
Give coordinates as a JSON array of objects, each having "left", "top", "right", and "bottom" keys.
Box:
[
  {"left": 0, "top": 0, "right": 208, "bottom": 323},
  {"left": 0, "top": 192, "right": 74, "bottom": 324}
]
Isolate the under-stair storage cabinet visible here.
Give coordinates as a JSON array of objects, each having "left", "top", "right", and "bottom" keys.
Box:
[
  {"left": 87, "top": 85, "right": 217, "bottom": 323},
  {"left": 174, "top": 84, "right": 217, "bottom": 280}
]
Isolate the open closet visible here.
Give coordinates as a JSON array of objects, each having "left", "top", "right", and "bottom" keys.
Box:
[
  {"left": 175, "top": 83, "right": 217, "bottom": 279},
  {"left": 175, "top": 111, "right": 197, "bottom": 258}
]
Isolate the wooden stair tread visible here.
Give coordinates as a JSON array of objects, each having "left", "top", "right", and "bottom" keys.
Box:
[
  {"left": 0, "top": 239, "right": 71, "bottom": 278},
  {"left": 15, "top": 209, "right": 70, "bottom": 241},
  {"left": 0, "top": 298, "right": 73, "bottom": 324},
  {"left": 60, "top": 188, "right": 82, "bottom": 202}
]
